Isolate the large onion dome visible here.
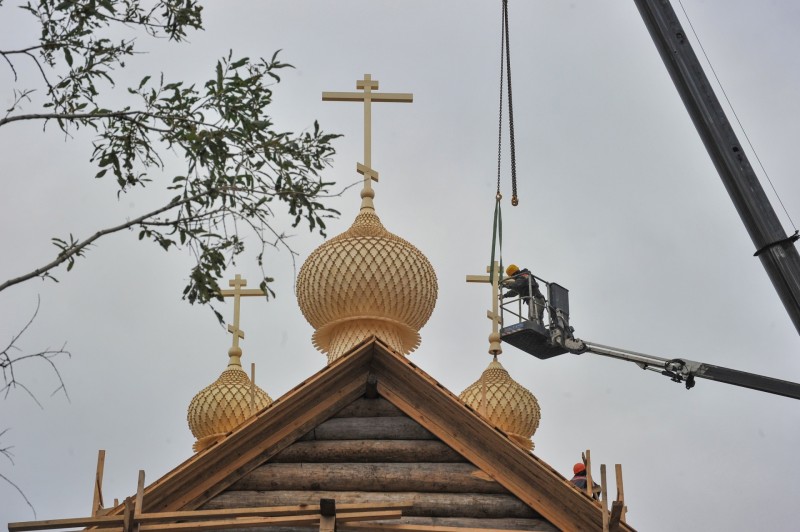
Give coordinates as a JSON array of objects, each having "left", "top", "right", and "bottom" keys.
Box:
[
  {"left": 187, "top": 346, "right": 272, "bottom": 452},
  {"left": 296, "top": 207, "right": 438, "bottom": 364},
  {"left": 459, "top": 357, "right": 541, "bottom": 451}
]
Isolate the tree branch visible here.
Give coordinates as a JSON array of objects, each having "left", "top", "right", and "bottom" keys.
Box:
[
  {"left": 0, "top": 193, "right": 203, "bottom": 293},
  {"left": 0, "top": 109, "right": 177, "bottom": 128}
]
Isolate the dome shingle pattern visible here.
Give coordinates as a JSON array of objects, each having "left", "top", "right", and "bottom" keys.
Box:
[
  {"left": 296, "top": 209, "right": 438, "bottom": 363},
  {"left": 187, "top": 359, "right": 272, "bottom": 452},
  {"left": 459, "top": 358, "right": 541, "bottom": 451}
]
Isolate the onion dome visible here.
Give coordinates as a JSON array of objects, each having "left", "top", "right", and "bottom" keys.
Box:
[
  {"left": 459, "top": 357, "right": 541, "bottom": 451},
  {"left": 187, "top": 346, "right": 272, "bottom": 452},
  {"left": 296, "top": 204, "right": 438, "bottom": 364}
]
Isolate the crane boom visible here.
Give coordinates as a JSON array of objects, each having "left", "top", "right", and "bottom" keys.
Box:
[
  {"left": 633, "top": 0, "right": 800, "bottom": 334},
  {"left": 498, "top": 276, "right": 800, "bottom": 400},
  {"left": 582, "top": 341, "right": 800, "bottom": 400}
]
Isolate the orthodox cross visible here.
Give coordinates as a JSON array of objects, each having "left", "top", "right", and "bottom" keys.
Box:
[
  {"left": 322, "top": 74, "right": 413, "bottom": 208},
  {"left": 466, "top": 261, "right": 504, "bottom": 355},
  {"left": 219, "top": 274, "right": 265, "bottom": 349}
]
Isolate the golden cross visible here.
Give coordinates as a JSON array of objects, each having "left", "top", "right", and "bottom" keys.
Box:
[
  {"left": 219, "top": 274, "right": 265, "bottom": 349},
  {"left": 322, "top": 74, "right": 413, "bottom": 209},
  {"left": 466, "top": 261, "right": 504, "bottom": 355}
]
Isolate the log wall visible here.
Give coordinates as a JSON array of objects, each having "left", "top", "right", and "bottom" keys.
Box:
[{"left": 204, "top": 397, "right": 555, "bottom": 530}]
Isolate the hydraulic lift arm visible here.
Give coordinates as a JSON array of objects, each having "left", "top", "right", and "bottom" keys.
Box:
[
  {"left": 499, "top": 277, "right": 800, "bottom": 400},
  {"left": 577, "top": 341, "right": 800, "bottom": 400}
]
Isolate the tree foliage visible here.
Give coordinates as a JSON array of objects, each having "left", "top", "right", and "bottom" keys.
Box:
[{"left": 1, "top": 0, "right": 341, "bottom": 316}]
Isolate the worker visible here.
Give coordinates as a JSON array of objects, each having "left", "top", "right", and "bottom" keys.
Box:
[
  {"left": 570, "top": 463, "right": 599, "bottom": 497},
  {"left": 502, "top": 264, "right": 546, "bottom": 323}
]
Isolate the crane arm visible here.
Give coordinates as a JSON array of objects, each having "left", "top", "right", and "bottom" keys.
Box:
[{"left": 578, "top": 341, "right": 800, "bottom": 400}]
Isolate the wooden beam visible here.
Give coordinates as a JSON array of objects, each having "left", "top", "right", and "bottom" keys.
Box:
[
  {"left": 135, "top": 470, "right": 145, "bottom": 519},
  {"left": 205, "top": 491, "right": 535, "bottom": 519},
  {"left": 139, "top": 510, "right": 402, "bottom": 532},
  {"left": 365, "top": 373, "right": 379, "bottom": 399},
  {"left": 332, "top": 398, "right": 405, "bottom": 418},
  {"left": 91, "top": 449, "right": 106, "bottom": 516},
  {"left": 609, "top": 501, "right": 624, "bottom": 530},
  {"left": 340, "top": 523, "right": 533, "bottom": 532},
  {"left": 600, "top": 465, "right": 609, "bottom": 532},
  {"left": 8, "top": 516, "right": 123, "bottom": 532},
  {"left": 136, "top": 502, "right": 411, "bottom": 524},
  {"left": 300, "top": 416, "right": 436, "bottom": 441},
  {"left": 584, "top": 450, "right": 594, "bottom": 499},
  {"left": 138, "top": 514, "right": 321, "bottom": 531},
  {"left": 615, "top": 463, "right": 627, "bottom": 523},
  {"left": 8, "top": 503, "right": 412, "bottom": 531},
  {"left": 319, "top": 497, "right": 336, "bottom": 532},
  {"left": 270, "top": 439, "right": 466, "bottom": 464},
  {"left": 230, "top": 462, "right": 508, "bottom": 493},
  {"left": 123, "top": 497, "right": 134, "bottom": 532}
]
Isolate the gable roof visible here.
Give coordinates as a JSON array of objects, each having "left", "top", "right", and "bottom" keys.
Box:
[{"left": 125, "top": 338, "right": 635, "bottom": 531}]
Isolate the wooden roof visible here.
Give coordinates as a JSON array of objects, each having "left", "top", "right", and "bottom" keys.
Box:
[{"left": 117, "top": 338, "right": 635, "bottom": 531}]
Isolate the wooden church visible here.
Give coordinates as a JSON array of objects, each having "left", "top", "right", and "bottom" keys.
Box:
[{"left": 9, "top": 76, "right": 634, "bottom": 532}]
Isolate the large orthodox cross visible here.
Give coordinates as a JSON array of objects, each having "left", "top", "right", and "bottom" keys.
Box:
[
  {"left": 466, "top": 262, "right": 505, "bottom": 355},
  {"left": 219, "top": 274, "right": 265, "bottom": 349},
  {"left": 322, "top": 74, "right": 412, "bottom": 208}
]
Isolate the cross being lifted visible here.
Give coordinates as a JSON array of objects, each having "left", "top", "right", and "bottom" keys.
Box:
[
  {"left": 322, "top": 74, "right": 412, "bottom": 209},
  {"left": 466, "top": 261, "right": 505, "bottom": 356}
]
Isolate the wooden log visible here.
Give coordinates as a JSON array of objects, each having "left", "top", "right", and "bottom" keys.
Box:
[
  {"left": 270, "top": 440, "right": 466, "bottom": 464},
  {"left": 231, "top": 463, "right": 507, "bottom": 494},
  {"left": 299, "top": 417, "right": 435, "bottom": 441},
  {"left": 333, "top": 398, "right": 405, "bottom": 418},
  {"left": 203, "top": 491, "right": 538, "bottom": 519},
  {"left": 215, "top": 517, "right": 557, "bottom": 532},
  {"left": 356, "top": 516, "right": 558, "bottom": 531}
]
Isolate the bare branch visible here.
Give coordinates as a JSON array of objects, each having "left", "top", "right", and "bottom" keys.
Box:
[
  {"left": 0, "top": 194, "right": 199, "bottom": 293},
  {"left": 0, "top": 471, "right": 36, "bottom": 518},
  {"left": 0, "top": 296, "right": 71, "bottom": 403}
]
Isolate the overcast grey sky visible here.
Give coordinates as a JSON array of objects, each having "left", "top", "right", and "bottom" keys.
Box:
[{"left": 2, "top": 1, "right": 799, "bottom": 530}]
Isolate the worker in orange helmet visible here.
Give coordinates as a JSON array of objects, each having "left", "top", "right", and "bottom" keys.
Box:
[
  {"left": 570, "top": 462, "right": 599, "bottom": 498},
  {"left": 501, "top": 264, "right": 545, "bottom": 323}
]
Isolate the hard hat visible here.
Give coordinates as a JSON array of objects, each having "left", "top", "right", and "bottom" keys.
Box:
[
  {"left": 573, "top": 463, "right": 586, "bottom": 475},
  {"left": 506, "top": 264, "right": 520, "bottom": 276}
]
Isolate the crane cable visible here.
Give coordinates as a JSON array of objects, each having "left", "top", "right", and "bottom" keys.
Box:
[{"left": 490, "top": 0, "right": 518, "bottom": 284}]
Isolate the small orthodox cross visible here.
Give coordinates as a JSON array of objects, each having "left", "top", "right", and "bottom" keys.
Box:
[
  {"left": 466, "top": 262, "right": 505, "bottom": 355},
  {"left": 322, "top": 74, "right": 413, "bottom": 208},
  {"left": 219, "top": 274, "right": 265, "bottom": 349}
]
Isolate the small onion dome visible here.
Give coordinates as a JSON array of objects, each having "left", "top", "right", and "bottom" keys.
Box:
[
  {"left": 187, "top": 347, "right": 272, "bottom": 452},
  {"left": 296, "top": 209, "right": 438, "bottom": 364},
  {"left": 459, "top": 357, "right": 541, "bottom": 451}
]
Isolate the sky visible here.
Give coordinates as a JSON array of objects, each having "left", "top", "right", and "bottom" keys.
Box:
[{"left": 2, "top": 1, "right": 800, "bottom": 530}]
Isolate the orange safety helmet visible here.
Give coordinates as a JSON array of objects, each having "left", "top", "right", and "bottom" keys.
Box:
[
  {"left": 573, "top": 462, "right": 586, "bottom": 475},
  {"left": 506, "top": 264, "right": 520, "bottom": 276}
]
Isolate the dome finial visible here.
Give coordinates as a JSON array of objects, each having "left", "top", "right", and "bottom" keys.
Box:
[
  {"left": 461, "top": 262, "right": 540, "bottom": 451},
  {"left": 187, "top": 274, "right": 273, "bottom": 452},
  {"left": 297, "top": 75, "right": 436, "bottom": 363}
]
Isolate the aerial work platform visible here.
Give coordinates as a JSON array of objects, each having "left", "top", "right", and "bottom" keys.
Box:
[
  {"left": 499, "top": 279, "right": 576, "bottom": 360},
  {"left": 501, "top": 320, "right": 567, "bottom": 360}
]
